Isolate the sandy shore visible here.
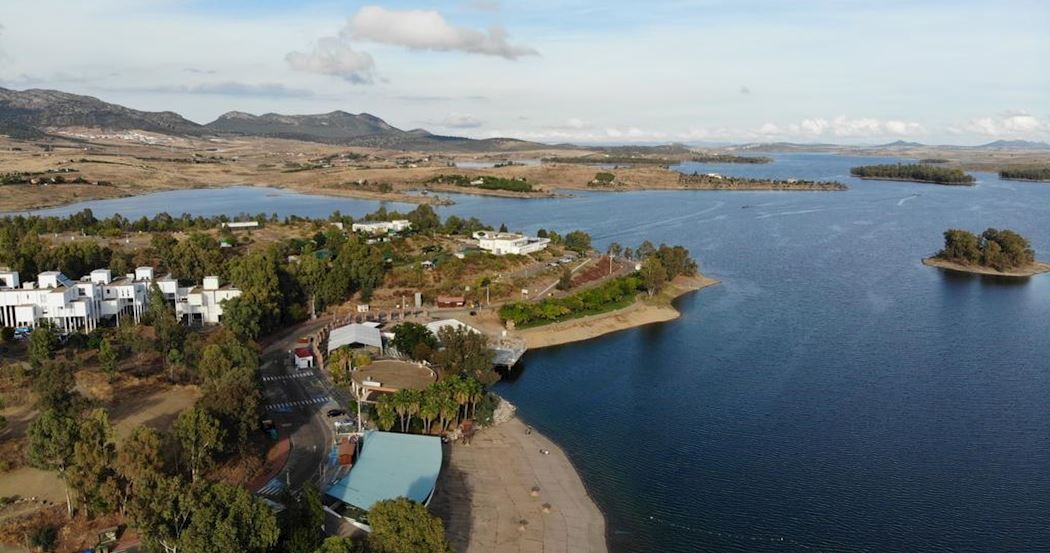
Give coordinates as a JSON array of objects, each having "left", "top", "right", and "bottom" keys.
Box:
[
  {"left": 514, "top": 274, "right": 719, "bottom": 349},
  {"left": 430, "top": 415, "right": 608, "bottom": 553},
  {"left": 922, "top": 257, "right": 1050, "bottom": 277}
]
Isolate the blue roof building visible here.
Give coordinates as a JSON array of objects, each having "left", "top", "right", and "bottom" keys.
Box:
[{"left": 325, "top": 431, "right": 442, "bottom": 515}]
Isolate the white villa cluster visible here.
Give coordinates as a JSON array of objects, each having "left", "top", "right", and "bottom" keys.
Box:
[
  {"left": 473, "top": 231, "right": 550, "bottom": 256},
  {"left": 0, "top": 266, "right": 240, "bottom": 331},
  {"left": 351, "top": 220, "right": 411, "bottom": 235}
]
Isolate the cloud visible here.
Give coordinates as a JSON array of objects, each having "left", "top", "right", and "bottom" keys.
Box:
[
  {"left": 962, "top": 111, "right": 1046, "bottom": 138},
  {"left": 183, "top": 68, "right": 217, "bottom": 75},
  {"left": 285, "top": 36, "right": 376, "bottom": 84},
  {"left": 134, "top": 81, "right": 316, "bottom": 98},
  {"left": 739, "top": 85, "right": 751, "bottom": 95},
  {"left": 440, "top": 113, "right": 484, "bottom": 128},
  {"left": 347, "top": 6, "right": 537, "bottom": 59},
  {"left": 754, "top": 116, "right": 926, "bottom": 140}
]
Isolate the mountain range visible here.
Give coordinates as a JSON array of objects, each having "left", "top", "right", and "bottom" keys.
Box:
[
  {"left": 0, "top": 87, "right": 538, "bottom": 152},
  {"left": 1, "top": 87, "right": 1048, "bottom": 152}
]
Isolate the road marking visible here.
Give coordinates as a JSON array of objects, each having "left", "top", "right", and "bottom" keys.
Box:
[
  {"left": 261, "top": 372, "right": 315, "bottom": 382},
  {"left": 266, "top": 395, "right": 331, "bottom": 411}
]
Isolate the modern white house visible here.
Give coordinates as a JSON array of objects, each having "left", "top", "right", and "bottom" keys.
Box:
[
  {"left": 0, "top": 267, "right": 240, "bottom": 331},
  {"left": 351, "top": 220, "right": 411, "bottom": 235},
  {"left": 473, "top": 231, "right": 551, "bottom": 256},
  {"left": 221, "top": 221, "right": 260, "bottom": 230}
]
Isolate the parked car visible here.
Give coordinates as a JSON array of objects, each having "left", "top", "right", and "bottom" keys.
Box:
[{"left": 326, "top": 409, "right": 347, "bottom": 418}]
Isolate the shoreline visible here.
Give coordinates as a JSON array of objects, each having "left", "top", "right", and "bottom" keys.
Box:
[
  {"left": 855, "top": 176, "right": 974, "bottom": 186},
  {"left": 432, "top": 412, "right": 608, "bottom": 553},
  {"left": 922, "top": 257, "right": 1050, "bottom": 277},
  {"left": 514, "top": 274, "right": 719, "bottom": 350}
]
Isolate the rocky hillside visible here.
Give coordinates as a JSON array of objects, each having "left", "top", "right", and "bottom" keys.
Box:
[{"left": 0, "top": 87, "right": 205, "bottom": 138}]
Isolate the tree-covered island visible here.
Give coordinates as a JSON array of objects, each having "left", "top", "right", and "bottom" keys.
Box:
[
  {"left": 924, "top": 228, "right": 1050, "bottom": 276},
  {"left": 850, "top": 163, "right": 976, "bottom": 185},
  {"left": 998, "top": 167, "right": 1050, "bottom": 182}
]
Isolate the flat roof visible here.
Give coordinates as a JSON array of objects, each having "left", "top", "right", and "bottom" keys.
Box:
[
  {"left": 325, "top": 431, "right": 442, "bottom": 511},
  {"left": 351, "top": 360, "right": 436, "bottom": 391}
]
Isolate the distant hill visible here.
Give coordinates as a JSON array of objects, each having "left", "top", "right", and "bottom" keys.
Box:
[
  {"left": 0, "top": 87, "right": 545, "bottom": 152},
  {"left": 0, "top": 87, "right": 205, "bottom": 137},
  {"left": 976, "top": 139, "right": 1050, "bottom": 150},
  {"left": 877, "top": 140, "right": 925, "bottom": 148}
]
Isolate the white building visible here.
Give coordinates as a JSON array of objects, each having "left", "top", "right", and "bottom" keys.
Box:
[
  {"left": 473, "top": 231, "right": 550, "bottom": 256},
  {"left": 351, "top": 220, "right": 411, "bottom": 235},
  {"left": 0, "top": 266, "right": 240, "bottom": 331},
  {"left": 221, "top": 221, "right": 260, "bottom": 230}
]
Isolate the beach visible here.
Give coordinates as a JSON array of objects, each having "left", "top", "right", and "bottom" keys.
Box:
[
  {"left": 431, "top": 415, "right": 608, "bottom": 553},
  {"left": 922, "top": 257, "right": 1050, "bottom": 277},
  {"left": 514, "top": 274, "right": 719, "bottom": 349}
]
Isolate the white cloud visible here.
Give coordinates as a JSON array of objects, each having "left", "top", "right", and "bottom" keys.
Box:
[
  {"left": 347, "top": 6, "right": 537, "bottom": 59},
  {"left": 440, "top": 113, "right": 484, "bottom": 128},
  {"left": 285, "top": 36, "right": 375, "bottom": 84},
  {"left": 750, "top": 116, "right": 926, "bottom": 141},
  {"left": 963, "top": 111, "right": 1046, "bottom": 138}
]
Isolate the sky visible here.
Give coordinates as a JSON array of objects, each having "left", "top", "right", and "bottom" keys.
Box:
[{"left": 0, "top": 0, "right": 1047, "bottom": 145}]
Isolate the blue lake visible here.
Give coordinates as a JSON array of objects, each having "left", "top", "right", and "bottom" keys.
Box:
[{"left": 14, "top": 153, "right": 1050, "bottom": 552}]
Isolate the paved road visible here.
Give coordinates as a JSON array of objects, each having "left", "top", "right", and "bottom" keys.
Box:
[{"left": 255, "top": 319, "right": 343, "bottom": 498}]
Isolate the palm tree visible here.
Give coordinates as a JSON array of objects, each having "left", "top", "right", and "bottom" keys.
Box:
[
  {"left": 376, "top": 395, "right": 396, "bottom": 431},
  {"left": 450, "top": 376, "right": 470, "bottom": 424},
  {"left": 438, "top": 397, "right": 458, "bottom": 434},
  {"left": 404, "top": 389, "right": 421, "bottom": 433},
  {"left": 465, "top": 378, "right": 484, "bottom": 419},
  {"left": 420, "top": 391, "right": 440, "bottom": 434},
  {"left": 391, "top": 390, "right": 410, "bottom": 432}
]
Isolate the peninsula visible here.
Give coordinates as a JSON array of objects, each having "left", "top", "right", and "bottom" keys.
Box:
[
  {"left": 850, "top": 163, "right": 976, "bottom": 185},
  {"left": 676, "top": 172, "right": 847, "bottom": 191},
  {"left": 999, "top": 167, "right": 1050, "bottom": 182},
  {"left": 924, "top": 228, "right": 1050, "bottom": 277}
]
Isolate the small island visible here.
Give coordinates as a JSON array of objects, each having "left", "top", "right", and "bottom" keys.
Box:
[
  {"left": 999, "top": 167, "right": 1050, "bottom": 183},
  {"left": 924, "top": 228, "right": 1050, "bottom": 277},
  {"left": 677, "top": 172, "right": 847, "bottom": 191},
  {"left": 851, "top": 163, "right": 976, "bottom": 185}
]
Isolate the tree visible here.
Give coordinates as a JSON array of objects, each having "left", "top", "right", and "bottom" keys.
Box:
[
  {"left": 195, "top": 330, "right": 262, "bottom": 447},
  {"left": 391, "top": 323, "right": 437, "bottom": 360},
  {"left": 33, "top": 360, "right": 77, "bottom": 414},
  {"left": 653, "top": 244, "right": 698, "bottom": 279},
  {"left": 27, "top": 324, "right": 58, "bottom": 368},
  {"left": 563, "top": 230, "right": 592, "bottom": 254},
  {"left": 98, "top": 337, "right": 118, "bottom": 378},
  {"left": 939, "top": 229, "right": 981, "bottom": 264},
  {"left": 376, "top": 395, "right": 397, "bottom": 431},
  {"left": 68, "top": 408, "right": 120, "bottom": 516},
  {"left": 281, "top": 483, "right": 325, "bottom": 553},
  {"left": 147, "top": 283, "right": 185, "bottom": 355},
  {"left": 314, "top": 537, "right": 364, "bottom": 553},
  {"left": 128, "top": 474, "right": 195, "bottom": 553},
  {"left": 228, "top": 249, "right": 285, "bottom": 337},
  {"left": 170, "top": 233, "right": 224, "bottom": 285},
  {"left": 117, "top": 426, "right": 164, "bottom": 513},
  {"left": 433, "top": 326, "right": 496, "bottom": 385},
  {"left": 26, "top": 409, "right": 79, "bottom": 517},
  {"left": 368, "top": 498, "right": 452, "bottom": 553},
  {"left": 640, "top": 256, "right": 668, "bottom": 296},
  {"left": 637, "top": 240, "right": 656, "bottom": 259},
  {"left": 556, "top": 268, "right": 573, "bottom": 291},
  {"left": 174, "top": 407, "right": 224, "bottom": 483}
]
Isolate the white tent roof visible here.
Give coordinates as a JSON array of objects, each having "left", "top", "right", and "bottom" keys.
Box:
[
  {"left": 329, "top": 323, "right": 383, "bottom": 353},
  {"left": 425, "top": 319, "right": 481, "bottom": 338}
]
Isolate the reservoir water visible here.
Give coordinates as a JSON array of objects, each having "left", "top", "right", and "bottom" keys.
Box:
[{"left": 16, "top": 153, "right": 1050, "bottom": 552}]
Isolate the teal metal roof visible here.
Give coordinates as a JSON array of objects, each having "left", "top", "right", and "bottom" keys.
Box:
[{"left": 325, "top": 431, "right": 442, "bottom": 511}]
